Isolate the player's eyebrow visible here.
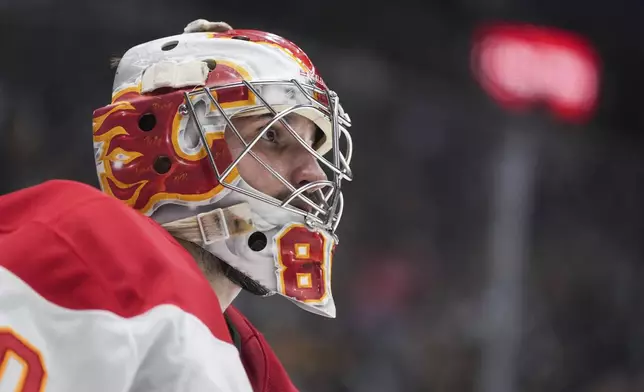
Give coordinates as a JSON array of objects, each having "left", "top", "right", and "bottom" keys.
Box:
[
  {"left": 251, "top": 113, "right": 317, "bottom": 145},
  {"left": 251, "top": 114, "right": 298, "bottom": 134},
  {"left": 253, "top": 114, "right": 276, "bottom": 125},
  {"left": 253, "top": 113, "right": 296, "bottom": 126}
]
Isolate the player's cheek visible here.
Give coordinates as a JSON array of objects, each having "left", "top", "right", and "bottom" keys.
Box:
[
  {"left": 235, "top": 152, "right": 275, "bottom": 194},
  {"left": 255, "top": 153, "right": 291, "bottom": 193}
]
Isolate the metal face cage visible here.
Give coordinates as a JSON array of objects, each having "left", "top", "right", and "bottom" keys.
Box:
[{"left": 180, "top": 79, "right": 353, "bottom": 235}]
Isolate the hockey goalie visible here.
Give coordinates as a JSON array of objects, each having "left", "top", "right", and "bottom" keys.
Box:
[{"left": 0, "top": 18, "right": 353, "bottom": 392}]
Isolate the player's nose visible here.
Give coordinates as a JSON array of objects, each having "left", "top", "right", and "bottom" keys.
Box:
[{"left": 290, "top": 150, "right": 327, "bottom": 189}]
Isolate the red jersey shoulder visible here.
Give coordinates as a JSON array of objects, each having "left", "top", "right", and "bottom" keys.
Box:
[
  {"left": 0, "top": 180, "right": 231, "bottom": 343},
  {"left": 226, "top": 306, "right": 299, "bottom": 392},
  {"left": 0, "top": 180, "right": 104, "bottom": 232}
]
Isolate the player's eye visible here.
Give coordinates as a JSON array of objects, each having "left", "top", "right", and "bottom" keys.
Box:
[{"left": 260, "top": 127, "right": 279, "bottom": 143}]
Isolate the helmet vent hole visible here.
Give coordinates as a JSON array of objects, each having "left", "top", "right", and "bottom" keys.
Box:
[
  {"left": 138, "top": 113, "right": 156, "bottom": 132},
  {"left": 161, "top": 40, "right": 179, "bottom": 51},
  {"left": 248, "top": 232, "right": 267, "bottom": 252},
  {"left": 205, "top": 60, "right": 217, "bottom": 71},
  {"left": 153, "top": 156, "right": 172, "bottom": 174},
  {"left": 231, "top": 36, "right": 250, "bottom": 41}
]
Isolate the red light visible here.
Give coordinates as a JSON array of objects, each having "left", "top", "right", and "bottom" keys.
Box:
[{"left": 472, "top": 23, "right": 600, "bottom": 123}]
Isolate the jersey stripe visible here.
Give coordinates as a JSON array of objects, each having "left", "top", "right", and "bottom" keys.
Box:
[
  {"left": 0, "top": 267, "right": 252, "bottom": 392},
  {"left": 0, "top": 180, "right": 232, "bottom": 344}
]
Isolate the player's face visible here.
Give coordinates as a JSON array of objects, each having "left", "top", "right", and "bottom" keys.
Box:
[{"left": 226, "top": 114, "right": 326, "bottom": 206}]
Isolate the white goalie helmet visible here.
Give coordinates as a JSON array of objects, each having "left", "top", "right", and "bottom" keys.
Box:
[{"left": 92, "top": 19, "right": 353, "bottom": 317}]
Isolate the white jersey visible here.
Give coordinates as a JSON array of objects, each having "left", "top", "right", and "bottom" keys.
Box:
[{"left": 0, "top": 180, "right": 253, "bottom": 392}]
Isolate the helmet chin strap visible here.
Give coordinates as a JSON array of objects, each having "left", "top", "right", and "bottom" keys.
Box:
[
  {"left": 159, "top": 176, "right": 305, "bottom": 245},
  {"left": 218, "top": 260, "right": 272, "bottom": 296},
  {"left": 162, "top": 202, "right": 255, "bottom": 246},
  {"left": 166, "top": 205, "right": 272, "bottom": 297},
  {"left": 159, "top": 181, "right": 291, "bottom": 297}
]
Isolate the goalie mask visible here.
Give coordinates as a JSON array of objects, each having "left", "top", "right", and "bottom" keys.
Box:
[{"left": 92, "top": 20, "right": 353, "bottom": 317}]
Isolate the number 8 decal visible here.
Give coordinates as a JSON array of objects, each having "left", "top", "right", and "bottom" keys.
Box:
[
  {"left": 0, "top": 328, "right": 47, "bottom": 392},
  {"left": 275, "top": 224, "right": 334, "bottom": 303}
]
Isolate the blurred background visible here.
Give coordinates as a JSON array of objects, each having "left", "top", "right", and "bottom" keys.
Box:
[{"left": 2, "top": 1, "right": 644, "bottom": 391}]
